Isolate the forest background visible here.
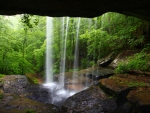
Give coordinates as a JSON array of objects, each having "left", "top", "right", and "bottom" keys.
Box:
[{"left": 0, "top": 12, "right": 150, "bottom": 78}]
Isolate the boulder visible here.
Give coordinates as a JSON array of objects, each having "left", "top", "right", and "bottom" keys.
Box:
[
  {"left": 115, "top": 102, "right": 133, "bottom": 113},
  {"left": 86, "top": 67, "right": 114, "bottom": 80},
  {"left": 99, "top": 74, "right": 150, "bottom": 112},
  {"left": 62, "top": 86, "right": 117, "bottom": 113},
  {"left": 127, "top": 87, "right": 150, "bottom": 112},
  {"left": 99, "top": 74, "right": 150, "bottom": 96},
  {"left": 26, "top": 84, "right": 52, "bottom": 104},
  {"left": 3, "top": 75, "right": 29, "bottom": 94},
  {"left": 108, "top": 50, "right": 140, "bottom": 69},
  {"left": 0, "top": 95, "right": 59, "bottom": 113},
  {"left": 97, "top": 52, "right": 115, "bottom": 67}
]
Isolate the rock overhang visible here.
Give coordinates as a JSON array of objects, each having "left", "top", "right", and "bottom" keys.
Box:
[{"left": 0, "top": 0, "right": 150, "bottom": 21}]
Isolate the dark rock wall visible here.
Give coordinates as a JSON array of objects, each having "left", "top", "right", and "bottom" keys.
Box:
[{"left": 0, "top": 1, "right": 150, "bottom": 21}]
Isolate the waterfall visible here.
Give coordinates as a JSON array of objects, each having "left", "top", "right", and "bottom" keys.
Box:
[
  {"left": 85, "top": 18, "right": 92, "bottom": 87},
  {"left": 73, "top": 17, "right": 81, "bottom": 83},
  {"left": 43, "top": 17, "right": 89, "bottom": 106},
  {"left": 46, "top": 17, "right": 53, "bottom": 83},
  {"left": 92, "top": 17, "right": 98, "bottom": 84},
  {"left": 59, "top": 17, "right": 65, "bottom": 86},
  {"left": 59, "top": 17, "right": 70, "bottom": 87}
]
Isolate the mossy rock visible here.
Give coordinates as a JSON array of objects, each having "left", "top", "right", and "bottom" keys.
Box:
[{"left": 0, "top": 95, "right": 59, "bottom": 113}]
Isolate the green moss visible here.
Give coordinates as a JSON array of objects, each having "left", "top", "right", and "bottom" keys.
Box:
[
  {"left": 33, "top": 79, "right": 38, "bottom": 84},
  {"left": 119, "top": 81, "right": 147, "bottom": 87},
  {"left": 26, "top": 74, "right": 39, "bottom": 84}
]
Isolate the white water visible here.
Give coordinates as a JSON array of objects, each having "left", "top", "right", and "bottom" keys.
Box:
[
  {"left": 73, "top": 18, "right": 81, "bottom": 79},
  {"left": 44, "top": 17, "right": 76, "bottom": 106},
  {"left": 43, "top": 82, "right": 76, "bottom": 106},
  {"left": 60, "top": 17, "right": 70, "bottom": 86},
  {"left": 85, "top": 18, "right": 93, "bottom": 87},
  {"left": 59, "top": 17, "right": 65, "bottom": 86},
  {"left": 46, "top": 17, "right": 53, "bottom": 83}
]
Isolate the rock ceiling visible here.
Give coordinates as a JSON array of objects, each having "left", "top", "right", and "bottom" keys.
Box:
[{"left": 0, "top": 0, "right": 150, "bottom": 21}]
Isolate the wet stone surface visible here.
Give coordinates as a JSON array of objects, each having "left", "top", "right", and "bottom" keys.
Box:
[
  {"left": 3, "top": 75, "right": 28, "bottom": 94},
  {"left": 0, "top": 75, "right": 59, "bottom": 113},
  {"left": 26, "top": 84, "right": 52, "bottom": 104},
  {"left": 62, "top": 86, "right": 117, "bottom": 113}
]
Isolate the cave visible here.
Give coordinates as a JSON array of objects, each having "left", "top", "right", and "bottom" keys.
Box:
[{"left": 0, "top": 0, "right": 150, "bottom": 21}]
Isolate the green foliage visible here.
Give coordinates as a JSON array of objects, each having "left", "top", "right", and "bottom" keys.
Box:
[
  {"left": 33, "top": 79, "right": 39, "bottom": 84},
  {"left": 142, "top": 43, "right": 150, "bottom": 52},
  {"left": 21, "top": 14, "right": 39, "bottom": 31},
  {"left": 0, "top": 74, "right": 5, "bottom": 78},
  {"left": 0, "top": 12, "right": 149, "bottom": 76},
  {"left": 115, "top": 62, "right": 129, "bottom": 74},
  {"left": 81, "top": 58, "right": 90, "bottom": 68},
  {"left": 116, "top": 52, "right": 150, "bottom": 73},
  {"left": 26, "top": 109, "right": 35, "bottom": 113},
  {"left": 0, "top": 15, "right": 46, "bottom": 75},
  {"left": 0, "top": 94, "right": 3, "bottom": 99}
]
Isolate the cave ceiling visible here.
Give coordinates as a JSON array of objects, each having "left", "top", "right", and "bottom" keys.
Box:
[{"left": 0, "top": 0, "right": 150, "bottom": 21}]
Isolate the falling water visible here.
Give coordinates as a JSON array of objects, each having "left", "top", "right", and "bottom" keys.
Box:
[
  {"left": 60, "top": 17, "right": 70, "bottom": 86},
  {"left": 92, "top": 17, "right": 98, "bottom": 84},
  {"left": 43, "top": 17, "right": 89, "bottom": 106},
  {"left": 46, "top": 17, "right": 53, "bottom": 83},
  {"left": 59, "top": 17, "right": 65, "bottom": 86},
  {"left": 73, "top": 18, "right": 81, "bottom": 83},
  {"left": 85, "top": 18, "right": 93, "bottom": 87},
  {"left": 44, "top": 17, "right": 76, "bottom": 106}
]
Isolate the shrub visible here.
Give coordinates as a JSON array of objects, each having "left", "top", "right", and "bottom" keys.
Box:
[
  {"left": 0, "top": 94, "right": 3, "bottom": 99},
  {"left": 115, "top": 52, "right": 150, "bottom": 74},
  {"left": 0, "top": 74, "right": 5, "bottom": 78},
  {"left": 26, "top": 110, "right": 35, "bottom": 113}
]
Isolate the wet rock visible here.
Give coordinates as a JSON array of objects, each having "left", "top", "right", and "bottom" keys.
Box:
[
  {"left": 86, "top": 68, "right": 114, "bottom": 81},
  {"left": 127, "top": 87, "right": 150, "bottom": 112},
  {"left": 97, "top": 52, "right": 115, "bottom": 67},
  {"left": 62, "top": 86, "right": 117, "bottom": 113},
  {"left": 108, "top": 50, "right": 140, "bottom": 69},
  {"left": 0, "top": 82, "right": 3, "bottom": 88},
  {"left": 26, "top": 84, "right": 52, "bottom": 104},
  {"left": 1, "top": 75, "right": 54, "bottom": 105},
  {"left": 115, "top": 102, "right": 133, "bottom": 113},
  {"left": 99, "top": 74, "right": 150, "bottom": 112},
  {"left": 3, "top": 75, "right": 29, "bottom": 94},
  {"left": 0, "top": 96, "right": 59, "bottom": 113},
  {"left": 99, "top": 74, "right": 150, "bottom": 96}
]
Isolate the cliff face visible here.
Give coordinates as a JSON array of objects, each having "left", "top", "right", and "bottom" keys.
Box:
[{"left": 0, "top": 0, "right": 150, "bottom": 21}]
